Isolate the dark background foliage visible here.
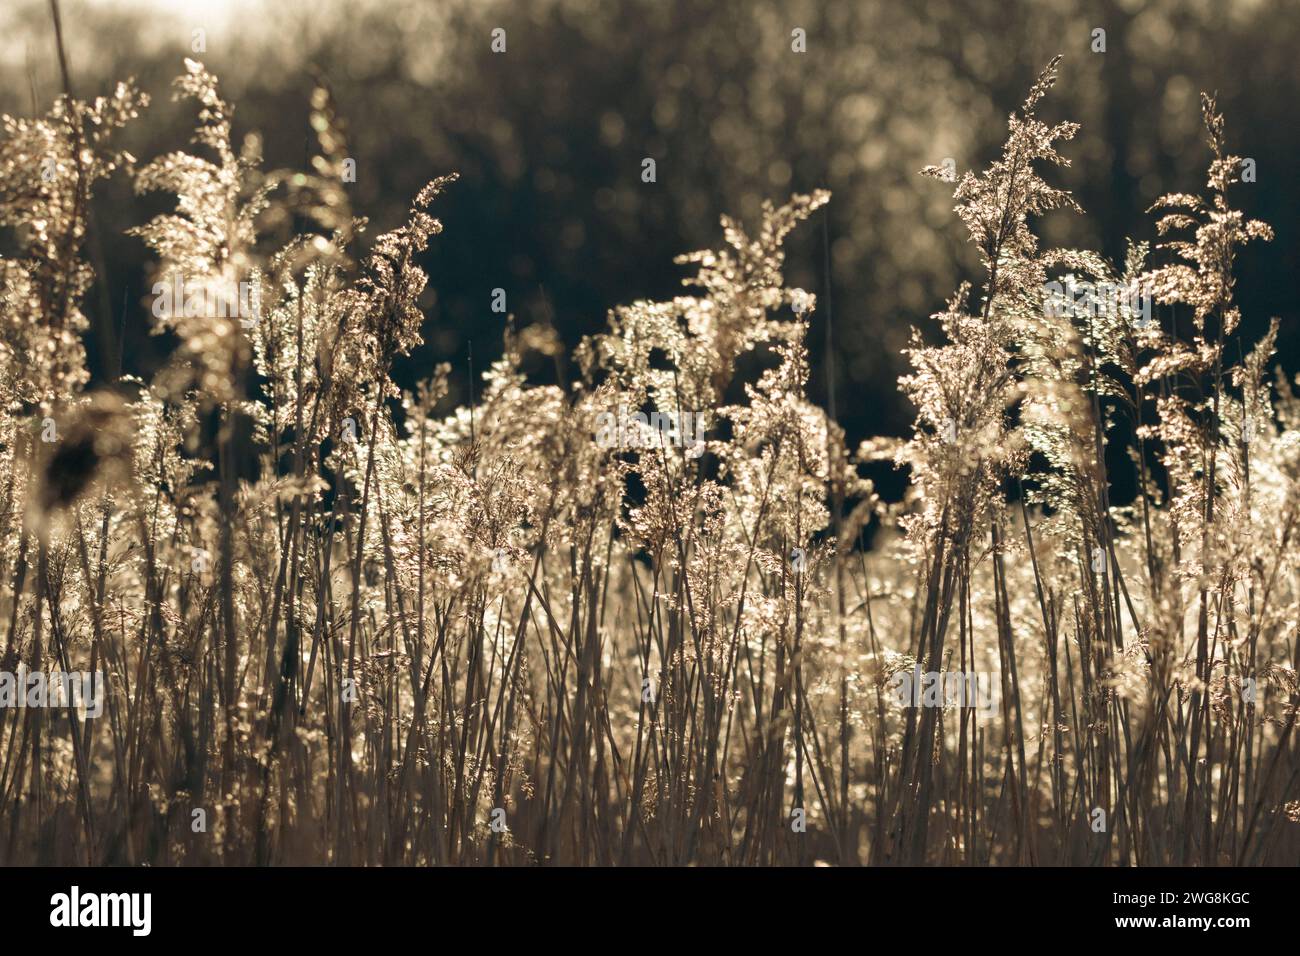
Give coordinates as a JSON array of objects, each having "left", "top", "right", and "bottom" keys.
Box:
[{"left": 2, "top": 0, "right": 1296, "bottom": 496}]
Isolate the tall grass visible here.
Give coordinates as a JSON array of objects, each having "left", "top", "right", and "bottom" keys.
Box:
[{"left": 0, "top": 52, "right": 1296, "bottom": 866}]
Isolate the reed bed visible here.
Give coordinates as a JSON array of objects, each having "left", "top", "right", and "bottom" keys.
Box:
[{"left": 0, "top": 51, "right": 1296, "bottom": 866}]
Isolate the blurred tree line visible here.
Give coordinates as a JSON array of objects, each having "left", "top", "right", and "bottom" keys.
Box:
[{"left": 2, "top": 0, "right": 1296, "bottom": 490}]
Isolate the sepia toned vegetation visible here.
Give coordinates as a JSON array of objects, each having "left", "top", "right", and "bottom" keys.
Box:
[{"left": 0, "top": 49, "right": 1296, "bottom": 866}]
